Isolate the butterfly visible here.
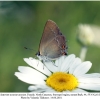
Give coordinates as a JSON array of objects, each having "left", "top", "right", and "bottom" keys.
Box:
[{"left": 36, "top": 20, "right": 68, "bottom": 62}]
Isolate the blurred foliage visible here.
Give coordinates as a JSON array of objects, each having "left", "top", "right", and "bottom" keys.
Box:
[{"left": 0, "top": 1, "right": 100, "bottom": 92}]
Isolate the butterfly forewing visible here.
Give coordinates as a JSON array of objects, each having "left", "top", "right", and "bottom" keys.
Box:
[
  {"left": 42, "top": 35, "right": 67, "bottom": 59},
  {"left": 39, "top": 20, "right": 62, "bottom": 50},
  {"left": 37, "top": 20, "right": 67, "bottom": 61}
]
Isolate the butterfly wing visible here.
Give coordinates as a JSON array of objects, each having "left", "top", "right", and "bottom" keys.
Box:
[
  {"left": 38, "top": 20, "right": 67, "bottom": 60},
  {"left": 44, "top": 35, "right": 67, "bottom": 59}
]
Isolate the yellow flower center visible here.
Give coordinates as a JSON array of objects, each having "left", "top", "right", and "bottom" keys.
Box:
[{"left": 46, "top": 72, "right": 78, "bottom": 92}]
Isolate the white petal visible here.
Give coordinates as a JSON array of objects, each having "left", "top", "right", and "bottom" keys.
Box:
[
  {"left": 69, "top": 57, "right": 82, "bottom": 74},
  {"left": 60, "top": 54, "right": 76, "bottom": 72},
  {"left": 41, "top": 85, "right": 58, "bottom": 92},
  {"left": 28, "top": 85, "right": 47, "bottom": 91},
  {"left": 44, "top": 61, "right": 58, "bottom": 72},
  {"left": 72, "top": 88, "right": 88, "bottom": 92},
  {"left": 24, "top": 57, "right": 51, "bottom": 76},
  {"left": 55, "top": 55, "right": 66, "bottom": 71},
  {"left": 18, "top": 66, "right": 47, "bottom": 80},
  {"left": 78, "top": 77, "right": 100, "bottom": 83},
  {"left": 78, "top": 73, "right": 100, "bottom": 78},
  {"left": 30, "top": 90, "right": 45, "bottom": 92},
  {"left": 15, "top": 72, "right": 45, "bottom": 84},
  {"left": 78, "top": 83, "right": 100, "bottom": 91},
  {"left": 28, "top": 86, "right": 37, "bottom": 91},
  {"left": 24, "top": 58, "right": 33, "bottom": 66},
  {"left": 73, "top": 61, "right": 92, "bottom": 76},
  {"left": 28, "top": 85, "right": 56, "bottom": 92}
]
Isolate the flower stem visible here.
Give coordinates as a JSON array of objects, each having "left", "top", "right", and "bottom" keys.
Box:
[{"left": 79, "top": 46, "right": 88, "bottom": 61}]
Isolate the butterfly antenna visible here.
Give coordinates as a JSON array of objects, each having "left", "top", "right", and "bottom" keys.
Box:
[
  {"left": 24, "top": 46, "right": 37, "bottom": 58},
  {"left": 24, "top": 47, "right": 34, "bottom": 50}
]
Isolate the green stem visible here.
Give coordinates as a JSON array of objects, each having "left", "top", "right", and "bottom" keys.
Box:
[{"left": 80, "top": 46, "right": 88, "bottom": 61}]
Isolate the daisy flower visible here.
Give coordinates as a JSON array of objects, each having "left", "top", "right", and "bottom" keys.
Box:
[
  {"left": 15, "top": 54, "right": 100, "bottom": 92},
  {"left": 77, "top": 24, "right": 100, "bottom": 61},
  {"left": 77, "top": 24, "right": 100, "bottom": 47}
]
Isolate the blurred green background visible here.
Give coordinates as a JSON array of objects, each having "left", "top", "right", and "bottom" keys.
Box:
[{"left": 0, "top": 1, "right": 100, "bottom": 92}]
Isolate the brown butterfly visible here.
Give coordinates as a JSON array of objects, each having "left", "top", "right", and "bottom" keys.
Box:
[{"left": 36, "top": 20, "right": 68, "bottom": 61}]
